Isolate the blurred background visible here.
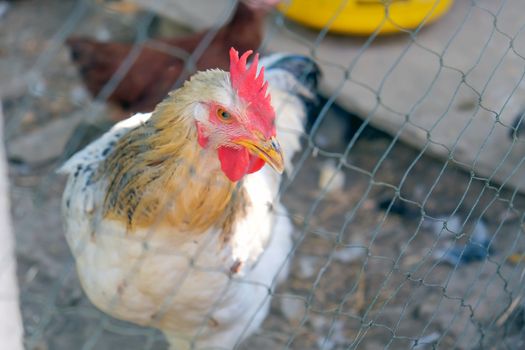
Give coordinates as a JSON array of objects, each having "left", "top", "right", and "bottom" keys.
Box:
[{"left": 2, "top": 0, "right": 525, "bottom": 349}]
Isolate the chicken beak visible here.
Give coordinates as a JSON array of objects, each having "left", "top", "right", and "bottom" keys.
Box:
[{"left": 234, "top": 136, "right": 285, "bottom": 174}]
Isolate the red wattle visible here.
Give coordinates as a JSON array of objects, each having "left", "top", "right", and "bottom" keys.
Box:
[
  {"left": 247, "top": 155, "right": 265, "bottom": 173},
  {"left": 217, "top": 146, "right": 265, "bottom": 182}
]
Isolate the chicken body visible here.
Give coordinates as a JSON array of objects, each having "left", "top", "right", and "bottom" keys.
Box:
[{"left": 60, "top": 53, "right": 319, "bottom": 349}]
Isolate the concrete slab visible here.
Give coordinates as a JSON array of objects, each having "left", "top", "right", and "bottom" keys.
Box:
[{"left": 265, "top": 0, "right": 525, "bottom": 192}]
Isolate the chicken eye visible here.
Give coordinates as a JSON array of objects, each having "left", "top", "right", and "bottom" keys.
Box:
[{"left": 217, "top": 108, "right": 233, "bottom": 123}]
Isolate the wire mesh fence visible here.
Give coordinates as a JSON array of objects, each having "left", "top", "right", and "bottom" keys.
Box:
[{"left": 3, "top": 0, "right": 525, "bottom": 349}]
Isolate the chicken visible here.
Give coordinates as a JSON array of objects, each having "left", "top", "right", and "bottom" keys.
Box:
[
  {"left": 67, "top": 1, "right": 277, "bottom": 114},
  {"left": 59, "top": 48, "right": 320, "bottom": 349}
]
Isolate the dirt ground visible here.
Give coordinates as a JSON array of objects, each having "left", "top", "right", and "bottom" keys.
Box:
[{"left": 3, "top": 1, "right": 525, "bottom": 349}]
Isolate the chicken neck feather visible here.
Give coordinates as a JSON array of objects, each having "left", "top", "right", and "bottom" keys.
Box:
[{"left": 100, "top": 90, "right": 241, "bottom": 235}]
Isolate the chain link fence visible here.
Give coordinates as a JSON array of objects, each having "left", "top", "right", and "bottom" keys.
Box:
[{"left": 3, "top": 0, "right": 525, "bottom": 349}]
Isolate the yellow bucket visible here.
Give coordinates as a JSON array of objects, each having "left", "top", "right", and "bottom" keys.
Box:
[{"left": 278, "top": 0, "right": 454, "bottom": 35}]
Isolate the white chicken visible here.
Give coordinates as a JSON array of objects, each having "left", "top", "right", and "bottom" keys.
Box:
[{"left": 59, "top": 49, "right": 320, "bottom": 349}]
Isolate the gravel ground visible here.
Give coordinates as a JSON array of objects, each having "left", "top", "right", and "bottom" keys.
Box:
[{"left": 3, "top": 1, "right": 525, "bottom": 349}]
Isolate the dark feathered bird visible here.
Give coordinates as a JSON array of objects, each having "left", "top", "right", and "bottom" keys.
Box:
[{"left": 67, "top": 1, "right": 274, "bottom": 115}]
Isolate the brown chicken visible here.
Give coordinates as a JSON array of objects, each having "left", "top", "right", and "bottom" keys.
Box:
[{"left": 67, "top": 1, "right": 275, "bottom": 114}]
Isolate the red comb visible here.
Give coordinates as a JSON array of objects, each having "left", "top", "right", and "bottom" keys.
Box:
[{"left": 229, "top": 48, "right": 275, "bottom": 137}]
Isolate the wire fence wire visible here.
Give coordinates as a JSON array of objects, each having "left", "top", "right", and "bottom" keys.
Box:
[{"left": 4, "top": 0, "right": 525, "bottom": 349}]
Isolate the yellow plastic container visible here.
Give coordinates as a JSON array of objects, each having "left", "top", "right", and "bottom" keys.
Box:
[{"left": 278, "top": 0, "right": 454, "bottom": 35}]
